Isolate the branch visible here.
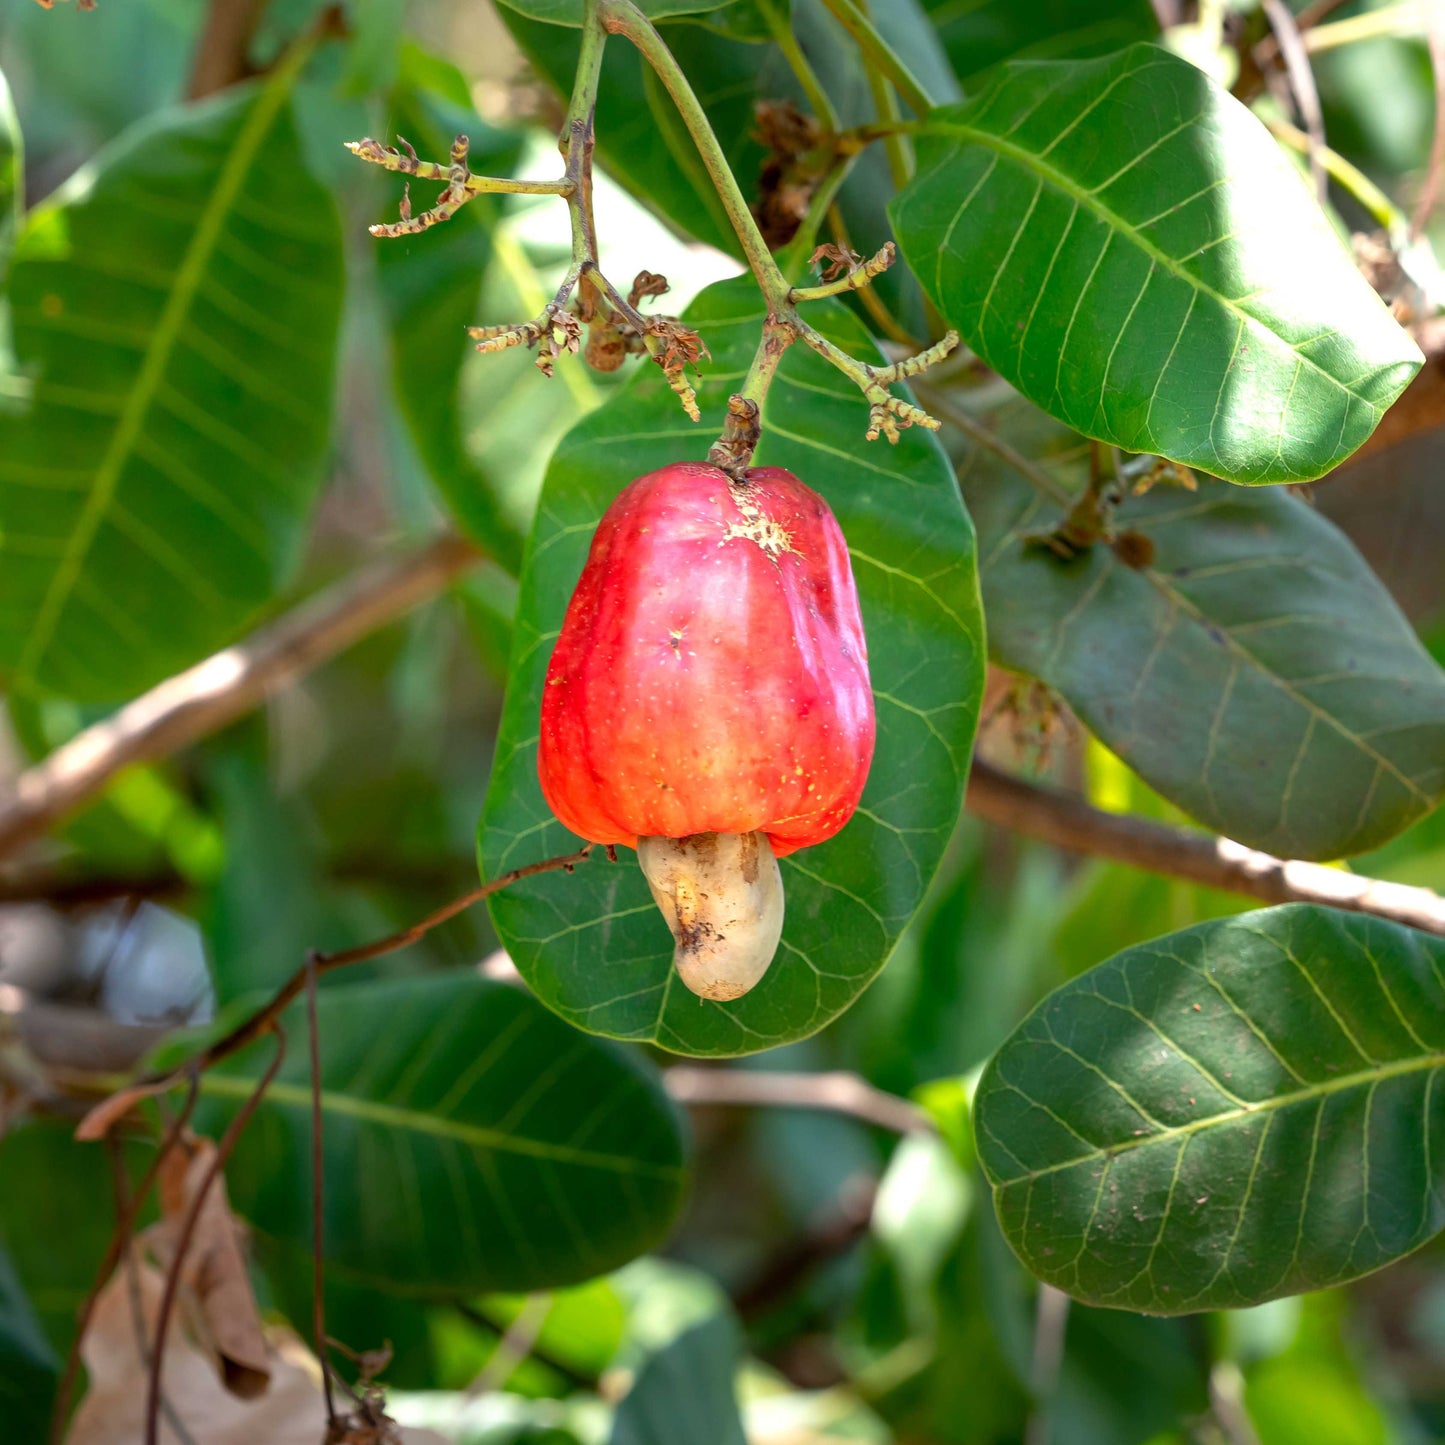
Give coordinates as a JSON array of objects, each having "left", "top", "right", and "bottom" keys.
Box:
[
  {"left": 185, "top": 0, "right": 269, "bottom": 99},
  {"left": 0, "top": 534, "right": 481, "bottom": 861},
  {"left": 966, "top": 759, "right": 1445, "bottom": 937},
  {"left": 664, "top": 1066, "right": 932, "bottom": 1134}
]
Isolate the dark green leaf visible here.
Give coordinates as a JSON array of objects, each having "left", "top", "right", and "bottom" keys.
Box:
[
  {"left": 377, "top": 51, "right": 527, "bottom": 569},
  {"left": 975, "top": 904, "right": 1445, "bottom": 1313},
  {"left": 921, "top": 0, "right": 1156, "bottom": 86},
  {"left": 0, "top": 74, "right": 344, "bottom": 701},
  {"left": 202, "top": 972, "right": 689, "bottom": 1295},
  {"left": 0, "top": 1244, "right": 58, "bottom": 1441},
  {"left": 967, "top": 422, "right": 1445, "bottom": 859},
  {"left": 891, "top": 44, "right": 1422, "bottom": 483},
  {"left": 610, "top": 1313, "right": 746, "bottom": 1445},
  {"left": 0, "top": 1121, "right": 148, "bottom": 1357},
  {"left": 497, "top": 0, "right": 732, "bottom": 24},
  {"left": 479, "top": 276, "right": 984, "bottom": 1057}
]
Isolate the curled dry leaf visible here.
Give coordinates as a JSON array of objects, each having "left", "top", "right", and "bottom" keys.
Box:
[
  {"left": 153, "top": 1134, "right": 270, "bottom": 1399},
  {"left": 64, "top": 1259, "right": 445, "bottom": 1445}
]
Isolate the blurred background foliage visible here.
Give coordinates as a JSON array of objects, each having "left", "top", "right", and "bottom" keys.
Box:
[{"left": 1, "top": 1, "right": 1444, "bottom": 1442}]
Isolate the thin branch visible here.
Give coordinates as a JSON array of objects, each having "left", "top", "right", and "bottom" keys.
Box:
[
  {"left": 77, "top": 846, "right": 596, "bottom": 1138},
  {"left": 1024, "top": 1285, "right": 1070, "bottom": 1445},
  {"left": 185, "top": 0, "right": 269, "bottom": 99},
  {"left": 664, "top": 1066, "right": 931, "bottom": 1134},
  {"left": 1413, "top": 2, "right": 1445, "bottom": 239},
  {"left": 1259, "top": 0, "right": 1329, "bottom": 205},
  {"left": 966, "top": 759, "right": 1445, "bottom": 936},
  {"left": 306, "top": 953, "right": 338, "bottom": 1427},
  {"left": 145, "top": 1031, "right": 286, "bottom": 1445},
  {"left": 0, "top": 534, "right": 481, "bottom": 861}
]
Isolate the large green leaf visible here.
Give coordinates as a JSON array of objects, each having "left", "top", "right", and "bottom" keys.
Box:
[
  {"left": 965, "top": 413, "right": 1445, "bottom": 860},
  {"left": 201, "top": 973, "right": 689, "bottom": 1295},
  {"left": 974, "top": 904, "right": 1445, "bottom": 1313},
  {"left": 377, "top": 49, "right": 527, "bottom": 569},
  {"left": 0, "top": 74, "right": 344, "bottom": 702},
  {"left": 478, "top": 276, "right": 983, "bottom": 1057},
  {"left": 0, "top": 1245, "right": 58, "bottom": 1442},
  {"left": 922, "top": 0, "right": 1156, "bottom": 85},
  {"left": 891, "top": 44, "right": 1422, "bottom": 484}
]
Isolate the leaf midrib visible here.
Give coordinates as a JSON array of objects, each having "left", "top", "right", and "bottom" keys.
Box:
[
  {"left": 921, "top": 116, "right": 1396, "bottom": 409},
  {"left": 988, "top": 1044, "right": 1445, "bottom": 1187},
  {"left": 201, "top": 1072, "right": 685, "bottom": 1181},
  {"left": 17, "top": 77, "right": 293, "bottom": 683}
]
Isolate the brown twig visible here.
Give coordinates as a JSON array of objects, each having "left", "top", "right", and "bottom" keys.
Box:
[
  {"left": 144, "top": 1030, "right": 286, "bottom": 1445},
  {"left": 48, "top": 1075, "right": 202, "bottom": 1445},
  {"left": 663, "top": 1066, "right": 931, "bottom": 1134},
  {"left": 966, "top": 759, "right": 1445, "bottom": 936},
  {"left": 184, "top": 0, "right": 270, "bottom": 99},
  {"left": 1413, "top": 6, "right": 1445, "bottom": 238},
  {"left": 77, "top": 845, "right": 596, "bottom": 1139},
  {"left": 1259, "top": 0, "right": 1329, "bottom": 205},
  {"left": 0, "top": 534, "right": 481, "bottom": 862},
  {"left": 306, "top": 952, "right": 338, "bottom": 1427}
]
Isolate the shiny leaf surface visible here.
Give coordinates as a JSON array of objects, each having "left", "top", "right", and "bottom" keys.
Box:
[
  {"left": 892, "top": 45, "right": 1421, "bottom": 483},
  {"left": 976, "top": 905, "right": 1445, "bottom": 1312}
]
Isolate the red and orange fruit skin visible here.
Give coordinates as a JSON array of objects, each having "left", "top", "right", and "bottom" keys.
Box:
[{"left": 537, "top": 461, "right": 875, "bottom": 858}]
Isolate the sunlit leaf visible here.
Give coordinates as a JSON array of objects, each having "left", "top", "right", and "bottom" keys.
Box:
[
  {"left": 203, "top": 973, "right": 689, "bottom": 1294},
  {"left": 0, "top": 71, "right": 344, "bottom": 700},
  {"left": 478, "top": 276, "right": 984, "bottom": 1057},
  {"left": 975, "top": 904, "right": 1445, "bottom": 1313},
  {"left": 0, "top": 66, "right": 20, "bottom": 268},
  {"left": 892, "top": 44, "right": 1421, "bottom": 483}
]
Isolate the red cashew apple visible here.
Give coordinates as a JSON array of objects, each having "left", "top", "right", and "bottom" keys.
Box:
[{"left": 538, "top": 460, "right": 876, "bottom": 1001}]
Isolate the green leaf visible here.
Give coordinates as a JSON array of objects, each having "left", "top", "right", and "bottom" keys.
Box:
[
  {"left": 966, "top": 414, "right": 1445, "bottom": 860},
  {"left": 478, "top": 275, "right": 984, "bottom": 1057},
  {"left": 0, "top": 74, "right": 344, "bottom": 701},
  {"left": 0, "top": 1245, "right": 58, "bottom": 1442},
  {"left": 974, "top": 904, "right": 1445, "bottom": 1313},
  {"left": 891, "top": 44, "right": 1422, "bottom": 484},
  {"left": 201, "top": 972, "right": 689, "bottom": 1295},
  {"left": 921, "top": 0, "right": 1156, "bottom": 85},
  {"left": 377, "top": 52, "right": 527, "bottom": 570},
  {"left": 610, "top": 1313, "right": 746, "bottom": 1445},
  {"left": 0, "top": 1121, "right": 149, "bottom": 1358},
  {"left": 496, "top": 0, "right": 732, "bottom": 23}
]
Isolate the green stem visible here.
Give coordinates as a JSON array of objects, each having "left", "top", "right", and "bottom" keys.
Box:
[
  {"left": 858, "top": 0, "right": 911, "bottom": 186},
  {"left": 600, "top": 0, "right": 790, "bottom": 306},
  {"left": 564, "top": 1, "right": 609, "bottom": 279},
  {"left": 1303, "top": 0, "right": 1427, "bottom": 52},
  {"left": 815, "top": 0, "right": 934, "bottom": 117},
  {"left": 778, "top": 156, "right": 856, "bottom": 280},
  {"left": 759, "top": 0, "right": 838, "bottom": 132},
  {"left": 1265, "top": 115, "right": 1407, "bottom": 232}
]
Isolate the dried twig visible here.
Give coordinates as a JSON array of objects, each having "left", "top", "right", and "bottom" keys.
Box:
[
  {"left": 0, "top": 534, "right": 481, "bottom": 861},
  {"left": 966, "top": 759, "right": 1445, "bottom": 936},
  {"left": 664, "top": 1066, "right": 931, "bottom": 1134},
  {"left": 1413, "top": 3, "right": 1445, "bottom": 238},
  {"left": 1260, "top": 0, "right": 1329, "bottom": 205}
]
